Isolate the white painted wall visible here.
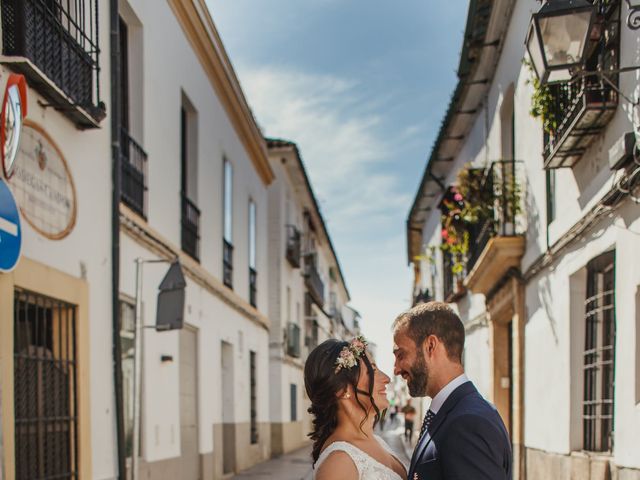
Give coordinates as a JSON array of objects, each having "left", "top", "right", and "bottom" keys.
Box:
[
  {"left": 1, "top": 0, "right": 116, "bottom": 475},
  {"left": 119, "top": 0, "right": 272, "bottom": 465},
  {"left": 414, "top": 0, "right": 640, "bottom": 470}
]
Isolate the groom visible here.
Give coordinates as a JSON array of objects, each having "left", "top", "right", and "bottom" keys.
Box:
[{"left": 393, "top": 302, "right": 511, "bottom": 480}]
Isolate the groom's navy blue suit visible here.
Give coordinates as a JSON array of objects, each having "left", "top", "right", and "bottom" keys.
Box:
[{"left": 408, "top": 381, "right": 512, "bottom": 480}]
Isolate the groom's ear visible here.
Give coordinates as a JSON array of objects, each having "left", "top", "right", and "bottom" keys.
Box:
[{"left": 424, "top": 334, "right": 438, "bottom": 357}]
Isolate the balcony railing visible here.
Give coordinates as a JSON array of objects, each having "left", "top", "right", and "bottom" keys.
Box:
[
  {"left": 304, "top": 254, "right": 325, "bottom": 308},
  {"left": 465, "top": 160, "right": 524, "bottom": 273},
  {"left": 223, "top": 240, "right": 233, "bottom": 288},
  {"left": 285, "top": 225, "right": 301, "bottom": 268},
  {"left": 456, "top": 160, "right": 527, "bottom": 295},
  {"left": 304, "top": 318, "right": 319, "bottom": 351},
  {"left": 249, "top": 267, "right": 257, "bottom": 307},
  {"left": 181, "top": 194, "right": 200, "bottom": 261},
  {"left": 543, "top": 77, "right": 618, "bottom": 169},
  {"left": 120, "top": 128, "right": 147, "bottom": 217},
  {"left": 286, "top": 322, "right": 301, "bottom": 358},
  {"left": 1, "top": 0, "right": 104, "bottom": 127},
  {"left": 542, "top": 0, "right": 619, "bottom": 169}
]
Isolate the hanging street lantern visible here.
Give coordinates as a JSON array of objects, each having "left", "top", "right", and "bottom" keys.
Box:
[{"left": 526, "top": 0, "right": 596, "bottom": 85}]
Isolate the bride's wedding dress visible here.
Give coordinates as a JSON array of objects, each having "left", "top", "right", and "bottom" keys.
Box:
[{"left": 314, "top": 435, "right": 407, "bottom": 480}]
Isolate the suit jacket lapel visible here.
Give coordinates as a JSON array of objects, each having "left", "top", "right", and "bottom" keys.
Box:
[{"left": 409, "top": 381, "right": 478, "bottom": 475}]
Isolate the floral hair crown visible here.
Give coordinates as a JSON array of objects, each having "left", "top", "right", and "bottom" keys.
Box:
[{"left": 334, "top": 335, "right": 368, "bottom": 374}]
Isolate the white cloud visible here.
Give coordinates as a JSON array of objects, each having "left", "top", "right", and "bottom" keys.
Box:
[
  {"left": 238, "top": 65, "right": 410, "bottom": 234},
  {"left": 237, "top": 64, "right": 415, "bottom": 369}
]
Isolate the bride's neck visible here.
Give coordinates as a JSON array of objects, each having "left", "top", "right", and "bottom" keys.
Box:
[{"left": 335, "top": 405, "right": 375, "bottom": 439}]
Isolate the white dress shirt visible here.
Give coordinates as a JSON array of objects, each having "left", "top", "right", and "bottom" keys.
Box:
[{"left": 429, "top": 373, "right": 469, "bottom": 414}]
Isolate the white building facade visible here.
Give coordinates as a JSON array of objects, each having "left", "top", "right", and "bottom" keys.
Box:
[
  {"left": 0, "top": 1, "right": 114, "bottom": 479},
  {"left": 116, "top": 1, "right": 274, "bottom": 478},
  {"left": 407, "top": 1, "right": 640, "bottom": 479},
  {"left": 266, "top": 139, "right": 358, "bottom": 456}
]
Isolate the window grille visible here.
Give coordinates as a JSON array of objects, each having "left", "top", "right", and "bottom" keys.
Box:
[
  {"left": 249, "top": 267, "right": 257, "bottom": 307},
  {"left": 290, "top": 384, "right": 297, "bottom": 422},
  {"left": 223, "top": 240, "right": 234, "bottom": 289},
  {"left": 14, "top": 288, "right": 78, "bottom": 479},
  {"left": 583, "top": 251, "right": 615, "bottom": 452},
  {"left": 249, "top": 351, "right": 258, "bottom": 444}
]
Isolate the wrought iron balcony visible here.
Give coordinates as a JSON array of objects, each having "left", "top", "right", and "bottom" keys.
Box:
[
  {"left": 1, "top": 0, "right": 105, "bottom": 127},
  {"left": 442, "top": 252, "right": 464, "bottom": 303},
  {"left": 249, "top": 267, "right": 257, "bottom": 307},
  {"left": 286, "top": 322, "right": 301, "bottom": 358},
  {"left": 464, "top": 160, "right": 526, "bottom": 295},
  {"left": 285, "top": 225, "right": 301, "bottom": 268},
  {"left": 304, "top": 318, "right": 319, "bottom": 351},
  {"left": 542, "top": 0, "right": 619, "bottom": 169},
  {"left": 543, "top": 76, "right": 618, "bottom": 168},
  {"left": 181, "top": 194, "right": 200, "bottom": 261},
  {"left": 304, "top": 254, "right": 325, "bottom": 308},
  {"left": 223, "top": 240, "right": 233, "bottom": 288},
  {"left": 120, "top": 128, "right": 147, "bottom": 218},
  {"left": 464, "top": 161, "right": 524, "bottom": 273}
]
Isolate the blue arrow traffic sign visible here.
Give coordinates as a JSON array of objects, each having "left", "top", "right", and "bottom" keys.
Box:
[{"left": 0, "top": 178, "right": 22, "bottom": 272}]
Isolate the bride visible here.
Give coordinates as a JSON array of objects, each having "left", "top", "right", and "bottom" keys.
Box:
[{"left": 304, "top": 336, "right": 407, "bottom": 480}]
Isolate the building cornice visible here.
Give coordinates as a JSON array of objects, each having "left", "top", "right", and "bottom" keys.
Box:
[
  {"left": 406, "top": 0, "right": 516, "bottom": 263},
  {"left": 120, "top": 204, "right": 270, "bottom": 331},
  {"left": 167, "top": 0, "right": 274, "bottom": 185}
]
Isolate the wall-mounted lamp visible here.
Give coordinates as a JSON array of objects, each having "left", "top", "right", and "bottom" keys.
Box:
[{"left": 525, "top": 0, "right": 596, "bottom": 85}]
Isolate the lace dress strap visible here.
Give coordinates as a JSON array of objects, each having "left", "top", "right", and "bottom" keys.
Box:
[{"left": 314, "top": 441, "right": 367, "bottom": 479}]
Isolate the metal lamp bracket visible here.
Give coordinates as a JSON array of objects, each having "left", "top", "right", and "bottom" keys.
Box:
[{"left": 625, "top": 0, "right": 640, "bottom": 29}]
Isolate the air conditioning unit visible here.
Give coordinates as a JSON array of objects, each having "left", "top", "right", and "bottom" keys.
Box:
[{"left": 609, "top": 132, "right": 636, "bottom": 170}]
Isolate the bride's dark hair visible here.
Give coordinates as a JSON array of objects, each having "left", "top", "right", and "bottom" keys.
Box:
[{"left": 304, "top": 338, "right": 382, "bottom": 463}]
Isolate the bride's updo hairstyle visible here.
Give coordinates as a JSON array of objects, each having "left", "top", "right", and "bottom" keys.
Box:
[{"left": 304, "top": 338, "right": 382, "bottom": 462}]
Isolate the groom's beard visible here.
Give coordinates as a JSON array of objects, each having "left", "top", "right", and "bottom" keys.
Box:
[{"left": 407, "top": 354, "right": 428, "bottom": 397}]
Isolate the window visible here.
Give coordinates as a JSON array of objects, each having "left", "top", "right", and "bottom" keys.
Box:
[
  {"left": 119, "top": 13, "right": 147, "bottom": 217},
  {"left": 290, "top": 384, "right": 298, "bottom": 422},
  {"left": 1, "top": 0, "right": 104, "bottom": 127},
  {"left": 223, "top": 159, "right": 233, "bottom": 288},
  {"left": 583, "top": 251, "right": 615, "bottom": 452},
  {"left": 546, "top": 169, "right": 556, "bottom": 225},
  {"left": 119, "top": 300, "right": 136, "bottom": 458},
  {"left": 249, "top": 200, "right": 257, "bottom": 307},
  {"left": 14, "top": 288, "right": 78, "bottom": 478},
  {"left": 181, "top": 98, "right": 200, "bottom": 260},
  {"left": 249, "top": 351, "right": 258, "bottom": 444}
]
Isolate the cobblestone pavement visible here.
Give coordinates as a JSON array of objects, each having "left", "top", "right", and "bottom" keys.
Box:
[{"left": 230, "top": 418, "right": 410, "bottom": 479}]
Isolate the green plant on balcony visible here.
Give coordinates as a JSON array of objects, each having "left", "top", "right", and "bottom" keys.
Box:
[
  {"left": 524, "top": 59, "right": 560, "bottom": 136},
  {"left": 439, "top": 187, "right": 471, "bottom": 276}
]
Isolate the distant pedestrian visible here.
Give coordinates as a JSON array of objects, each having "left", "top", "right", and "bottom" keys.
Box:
[
  {"left": 389, "top": 404, "right": 398, "bottom": 426},
  {"left": 401, "top": 400, "right": 416, "bottom": 442}
]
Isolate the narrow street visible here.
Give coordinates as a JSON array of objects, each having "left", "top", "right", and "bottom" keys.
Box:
[{"left": 231, "top": 418, "right": 411, "bottom": 480}]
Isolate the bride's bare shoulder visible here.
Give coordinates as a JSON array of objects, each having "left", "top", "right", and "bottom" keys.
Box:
[{"left": 316, "top": 450, "right": 358, "bottom": 480}]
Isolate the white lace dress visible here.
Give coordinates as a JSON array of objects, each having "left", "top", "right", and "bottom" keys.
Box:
[{"left": 314, "top": 435, "right": 406, "bottom": 480}]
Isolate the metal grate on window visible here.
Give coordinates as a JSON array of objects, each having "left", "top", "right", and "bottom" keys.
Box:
[
  {"left": 250, "top": 351, "right": 258, "bottom": 444},
  {"left": 14, "top": 288, "right": 78, "bottom": 479},
  {"left": 583, "top": 251, "right": 615, "bottom": 452}
]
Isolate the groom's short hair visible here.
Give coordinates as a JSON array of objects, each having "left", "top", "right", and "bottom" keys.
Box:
[{"left": 393, "top": 302, "right": 465, "bottom": 363}]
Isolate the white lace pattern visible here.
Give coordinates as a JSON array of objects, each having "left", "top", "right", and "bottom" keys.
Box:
[{"left": 314, "top": 435, "right": 406, "bottom": 480}]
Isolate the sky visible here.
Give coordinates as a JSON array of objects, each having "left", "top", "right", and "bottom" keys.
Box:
[{"left": 205, "top": 0, "right": 469, "bottom": 375}]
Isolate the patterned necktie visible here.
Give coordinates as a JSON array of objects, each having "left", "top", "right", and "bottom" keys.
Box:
[{"left": 419, "top": 409, "right": 436, "bottom": 439}]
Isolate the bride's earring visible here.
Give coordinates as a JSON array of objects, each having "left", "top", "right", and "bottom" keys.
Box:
[{"left": 342, "top": 393, "right": 351, "bottom": 399}]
